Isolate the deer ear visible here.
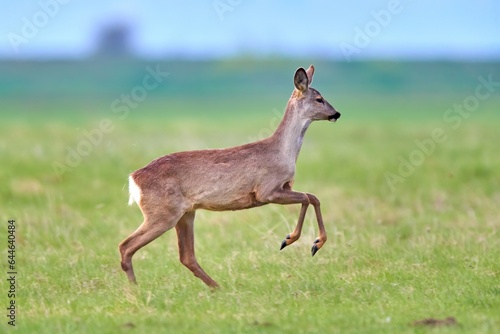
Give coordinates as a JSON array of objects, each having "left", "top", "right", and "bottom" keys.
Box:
[
  {"left": 294, "top": 68, "right": 309, "bottom": 92},
  {"left": 306, "top": 65, "right": 314, "bottom": 85}
]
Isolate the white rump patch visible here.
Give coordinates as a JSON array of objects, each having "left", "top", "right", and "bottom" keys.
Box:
[{"left": 128, "top": 175, "right": 142, "bottom": 206}]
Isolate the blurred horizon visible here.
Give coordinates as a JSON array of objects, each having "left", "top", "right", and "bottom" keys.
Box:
[
  {"left": 2, "top": 1, "right": 499, "bottom": 123},
  {"left": 2, "top": 0, "right": 499, "bottom": 61}
]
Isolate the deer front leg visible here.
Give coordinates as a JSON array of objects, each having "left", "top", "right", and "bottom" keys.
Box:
[
  {"left": 259, "top": 189, "right": 327, "bottom": 256},
  {"left": 280, "top": 202, "right": 308, "bottom": 250},
  {"left": 305, "top": 193, "right": 327, "bottom": 256}
]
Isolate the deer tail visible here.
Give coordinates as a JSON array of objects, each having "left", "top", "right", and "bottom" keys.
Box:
[{"left": 128, "top": 175, "right": 142, "bottom": 206}]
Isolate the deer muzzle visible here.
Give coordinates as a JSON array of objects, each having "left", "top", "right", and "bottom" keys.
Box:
[{"left": 328, "top": 112, "right": 341, "bottom": 122}]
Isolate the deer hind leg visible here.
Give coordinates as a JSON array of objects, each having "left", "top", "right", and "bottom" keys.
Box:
[
  {"left": 175, "top": 211, "right": 219, "bottom": 288},
  {"left": 119, "top": 200, "right": 184, "bottom": 284}
]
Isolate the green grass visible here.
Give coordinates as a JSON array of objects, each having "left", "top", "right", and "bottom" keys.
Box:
[{"left": 1, "top": 86, "right": 500, "bottom": 333}]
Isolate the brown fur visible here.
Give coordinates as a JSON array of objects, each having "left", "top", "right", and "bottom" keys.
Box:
[{"left": 119, "top": 65, "right": 341, "bottom": 287}]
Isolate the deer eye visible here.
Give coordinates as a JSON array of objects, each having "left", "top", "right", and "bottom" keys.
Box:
[{"left": 315, "top": 98, "right": 324, "bottom": 104}]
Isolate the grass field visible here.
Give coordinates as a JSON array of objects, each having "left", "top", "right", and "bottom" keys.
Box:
[{"left": 1, "top": 60, "right": 499, "bottom": 333}]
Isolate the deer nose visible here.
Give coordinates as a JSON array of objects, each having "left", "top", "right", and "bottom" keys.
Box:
[{"left": 328, "top": 112, "right": 341, "bottom": 121}]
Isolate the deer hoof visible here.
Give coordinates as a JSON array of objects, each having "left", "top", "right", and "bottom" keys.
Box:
[
  {"left": 311, "top": 238, "right": 321, "bottom": 256},
  {"left": 280, "top": 234, "right": 291, "bottom": 250},
  {"left": 311, "top": 244, "right": 319, "bottom": 256}
]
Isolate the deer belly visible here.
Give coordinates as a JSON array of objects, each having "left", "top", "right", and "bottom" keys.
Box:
[{"left": 194, "top": 192, "right": 264, "bottom": 211}]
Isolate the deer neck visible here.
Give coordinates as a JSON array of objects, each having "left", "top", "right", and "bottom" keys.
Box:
[{"left": 271, "top": 100, "right": 311, "bottom": 162}]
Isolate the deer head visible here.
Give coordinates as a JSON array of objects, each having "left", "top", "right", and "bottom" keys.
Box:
[{"left": 293, "top": 65, "right": 341, "bottom": 122}]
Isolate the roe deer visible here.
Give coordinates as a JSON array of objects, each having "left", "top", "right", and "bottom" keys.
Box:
[{"left": 119, "top": 65, "right": 341, "bottom": 288}]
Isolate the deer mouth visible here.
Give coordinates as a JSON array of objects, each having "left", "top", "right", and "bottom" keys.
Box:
[{"left": 328, "top": 112, "right": 341, "bottom": 122}]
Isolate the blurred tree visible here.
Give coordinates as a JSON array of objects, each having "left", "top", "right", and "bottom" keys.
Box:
[{"left": 94, "top": 22, "right": 133, "bottom": 58}]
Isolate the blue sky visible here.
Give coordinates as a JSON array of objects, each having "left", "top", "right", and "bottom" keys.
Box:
[{"left": 1, "top": 0, "right": 499, "bottom": 60}]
